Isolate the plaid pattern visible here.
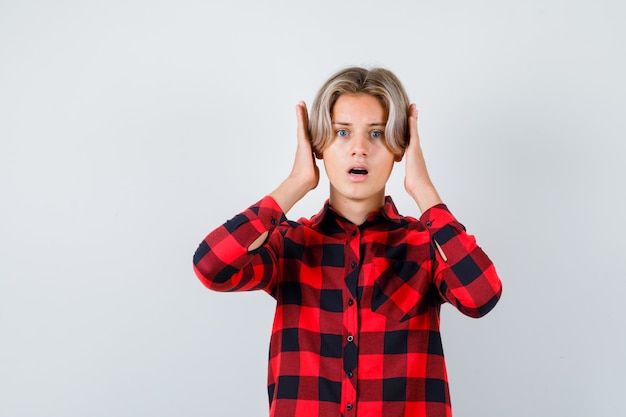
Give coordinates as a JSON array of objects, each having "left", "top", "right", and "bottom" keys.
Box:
[{"left": 193, "top": 196, "right": 502, "bottom": 417}]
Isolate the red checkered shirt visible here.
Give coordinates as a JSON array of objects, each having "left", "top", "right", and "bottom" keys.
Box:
[{"left": 193, "top": 195, "right": 502, "bottom": 417}]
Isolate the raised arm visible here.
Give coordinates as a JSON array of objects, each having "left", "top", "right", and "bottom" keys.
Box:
[
  {"left": 403, "top": 104, "right": 443, "bottom": 213},
  {"left": 404, "top": 105, "right": 502, "bottom": 316},
  {"left": 248, "top": 102, "right": 319, "bottom": 251},
  {"left": 194, "top": 102, "right": 319, "bottom": 288}
]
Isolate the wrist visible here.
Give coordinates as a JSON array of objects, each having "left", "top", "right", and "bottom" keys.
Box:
[
  {"left": 270, "top": 177, "right": 310, "bottom": 214},
  {"left": 406, "top": 181, "right": 443, "bottom": 213}
]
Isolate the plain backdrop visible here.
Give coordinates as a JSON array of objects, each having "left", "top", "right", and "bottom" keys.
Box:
[{"left": 1, "top": 1, "right": 625, "bottom": 416}]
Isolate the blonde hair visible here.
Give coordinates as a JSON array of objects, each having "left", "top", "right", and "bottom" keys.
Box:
[{"left": 310, "top": 67, "right": 410, "bottom": 158}]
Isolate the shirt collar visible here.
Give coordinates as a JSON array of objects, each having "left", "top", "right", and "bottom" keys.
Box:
[{"left": 310, "top": 196, "right": 402, "bottom": 230}]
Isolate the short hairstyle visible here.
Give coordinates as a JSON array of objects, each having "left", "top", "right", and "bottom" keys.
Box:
[{"left": 310, "top": 67, "right": 410, "bottom": 158}]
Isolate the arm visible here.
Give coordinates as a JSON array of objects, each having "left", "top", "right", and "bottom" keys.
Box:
[
  {"left": 248, "top": 101, "right": 319, "bottom": 251},
  {"left": 405, "top": 105, "right": 501, "bottom": 316},
  {"left": 420, "top": 206, "right": 502, "bottom": 318},
  {"left": 193, "top": 102, "right": 319, "bottom": 290},
  {"left": 192, "top": 196, "right": 285, "bottom": 293}
]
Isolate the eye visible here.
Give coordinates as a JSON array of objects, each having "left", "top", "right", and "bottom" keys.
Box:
[
  {"left": 370, "top": 130, "right": 384, "bottom": 139},
  {"left": 336, "top": 129, "right": 349, "bottom": 138}
]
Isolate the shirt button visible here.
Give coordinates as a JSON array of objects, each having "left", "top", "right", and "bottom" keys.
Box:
[
  {"left": 351, "top": 261, "right": 357, "bottom": 268},
  {"left": 271, "top": 218, "right": 277, "bottom": 225},
  {"left": 347, "top": 371, "right": 353, "bottom": 378},
  {"left": 347, "top": 335, "right": 354, "bottom": 342},
  {"left": 425, "top": 221, "right": 432, "bottom": 227},
  {"left": 348, "top": 299, "right": 354, "bottom": 306},
  {"left": 346, "top": 403, "right": 353, "bottom": 411},
  {"left": 351, "top": 230, "right": 357, "bottom": 237}
]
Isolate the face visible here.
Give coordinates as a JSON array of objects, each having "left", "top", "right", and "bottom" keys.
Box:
[{"left": 322, "top": 93, "right": 399, "bottom": 212}]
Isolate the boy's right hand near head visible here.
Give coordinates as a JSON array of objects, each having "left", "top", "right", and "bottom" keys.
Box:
[
  {"left": 293, "top": 101, "right": 320, "bottom": 192},
  {"left": 248, "top": 102, "right": 318, "bottom": 252},
  {"left": 268, "top": 101, "right": 320, "bottom": 215}
]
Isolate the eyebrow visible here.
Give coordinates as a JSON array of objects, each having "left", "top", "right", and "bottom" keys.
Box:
[{"left": 332, "top": 121, "right": 386, "bottom": 127}]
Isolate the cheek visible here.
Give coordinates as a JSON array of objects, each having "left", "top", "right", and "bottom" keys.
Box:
[
  {"left": 321, "top": 144, "right": 341, "bottom": 164},
  {"left": 381, "top": 157, "right": 397, "bottom": 178},
  {"left": 375, "top": 147, "right": 397, "bottom": 167},
  {"left": 321, "top": 154, "right": 340, "bottom": 177}
]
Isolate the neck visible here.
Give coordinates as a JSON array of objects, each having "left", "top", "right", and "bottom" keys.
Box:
[{"left": 328, "top": 189, "right": 386, "bottom": 225}]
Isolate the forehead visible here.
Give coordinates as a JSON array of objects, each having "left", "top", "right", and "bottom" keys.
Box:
[{"left": 331, "top": 94, "right": 387, "bottom": 122}]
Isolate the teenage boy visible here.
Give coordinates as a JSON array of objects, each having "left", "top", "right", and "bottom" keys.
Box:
[{"left": 193, "top": 67, "right": 502, "bottom": 417}]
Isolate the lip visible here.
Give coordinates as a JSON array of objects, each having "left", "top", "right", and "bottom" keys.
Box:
[{"left": 347, "top": 164, "right": 369, "bottom": 182}]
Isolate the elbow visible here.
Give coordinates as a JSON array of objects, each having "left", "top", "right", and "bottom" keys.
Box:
[
  {"left": 192, "top": 240, "right": 238, "bottom": 291},
  {"left": 193, "top": 260, "right": 240, "bottom": 292},
  {"left": 455, "top": 285, "right": 502, "bottom": 318},
  {"left": 459, "top": 292, "right": 501, "bottom": 318}
]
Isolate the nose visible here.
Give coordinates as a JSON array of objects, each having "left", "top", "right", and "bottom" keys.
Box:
[{"left": 351, "top": 132, "right": 369, "bottom": 156}]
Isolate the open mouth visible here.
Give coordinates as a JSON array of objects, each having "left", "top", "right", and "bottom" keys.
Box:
[{"left": 349, "top": 167, "right": 369, "bottom": 176}]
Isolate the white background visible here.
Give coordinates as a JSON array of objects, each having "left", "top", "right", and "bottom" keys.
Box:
[{"left": 1, "top": 1, "right": 625, "bottom": 416}]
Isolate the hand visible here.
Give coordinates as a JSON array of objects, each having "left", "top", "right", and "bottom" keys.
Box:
[
  {"left": 291, "top": 101, "right": 320, "bottom": 192},
  {"left": 404, "top": 104, "right": 443, "bottom": 212},
  {"left": 268, "top": 102, "right": 319, "bottom": 214}
]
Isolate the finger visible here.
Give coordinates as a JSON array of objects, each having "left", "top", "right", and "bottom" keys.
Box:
[
  {"left": 301, "top": 101, "right": 310, "bottom": 127},
  {"left": 408, "top": 104, "right": 420, "bottom": 145},
  {"left": 296, "top": 101, "right": 310, "bottom": 143},
  {"left": 408, "top": 103, "right": 418, "bottom": 129}
]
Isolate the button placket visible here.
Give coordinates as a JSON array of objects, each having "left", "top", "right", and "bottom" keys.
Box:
[{"left": 342, "top": 225, "right": 359, "bottom": 414}]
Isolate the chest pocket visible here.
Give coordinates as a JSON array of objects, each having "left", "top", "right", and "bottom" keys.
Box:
[{"left": 370, "top": 258, "right": 434, "bottom": 322}]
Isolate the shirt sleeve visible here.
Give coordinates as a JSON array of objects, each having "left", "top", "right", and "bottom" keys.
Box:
[
  {"left": 419, "top": 204, "right": 503, "bottom": 318},
  {"left": 192, "top": 196, "right": 286, "bottom": 293}
]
